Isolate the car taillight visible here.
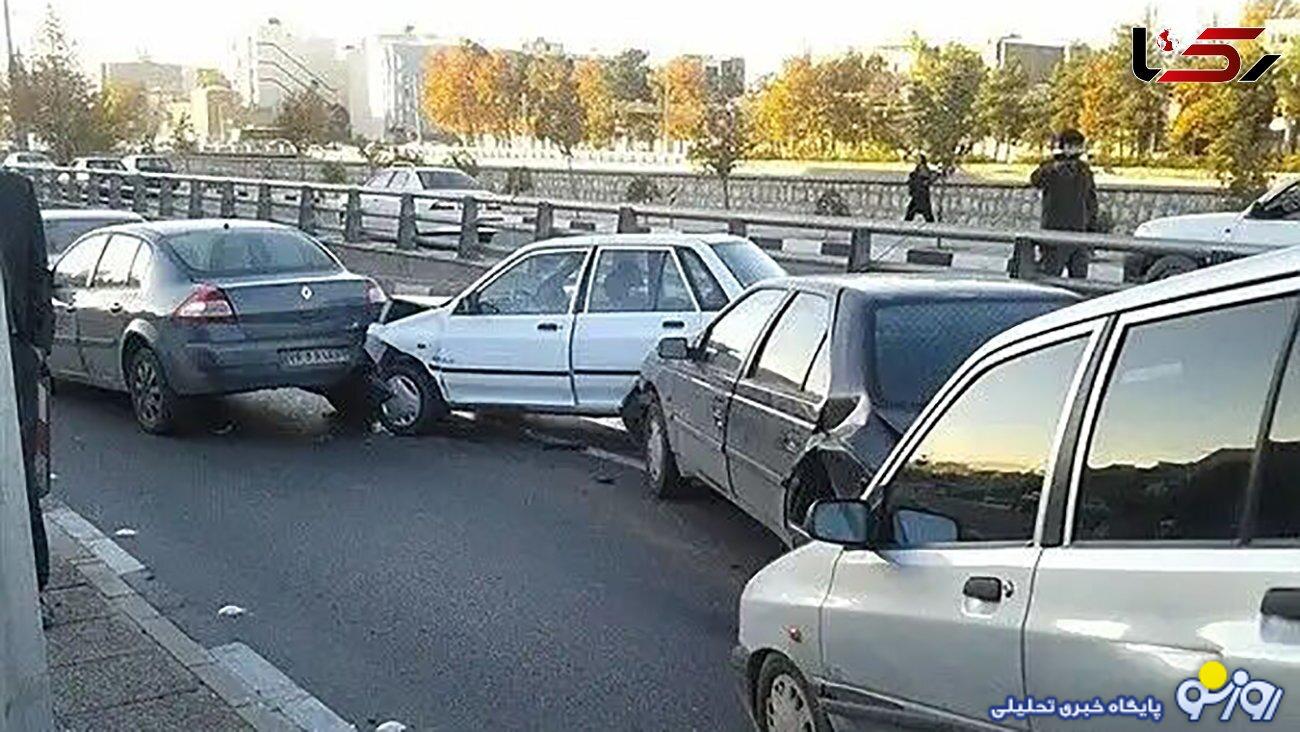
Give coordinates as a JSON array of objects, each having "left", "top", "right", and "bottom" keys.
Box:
[
  {"left": 366, "top": 280, "right": 388, "bottom": 305},
  {"left": 174, "top": 284, "right": 235, "bottom": 322}
]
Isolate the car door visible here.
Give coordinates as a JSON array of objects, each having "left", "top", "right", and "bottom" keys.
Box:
[
  {"left": 360, "top": 170, "right": 395, "bottom": 235},
  {"left": 819, "top": 327, "right": 1095, "bottom": 730},
  {"left": 571, "top": 247, "right": 703, "bottom": 412},
  {"left": 47, "top": 234, "right": 108, "bottom": 380},
  {"left": 725, "top": 291, "right": 832, "bottom": 537},
  {"left": 1231, "top": 182, "right": 1300, "bottom": 247},
  {"left": 437, "top": 248, "right": 590, "bottom": 408},
  {"left": 1026, "top": 282, "right": 1300, "bottom": 731},
  {"left": 663, "top": 288, "right": 787, "bottom": 494},
  {"left": 77, "top": 234, "right": 141, "bottom": 385}
]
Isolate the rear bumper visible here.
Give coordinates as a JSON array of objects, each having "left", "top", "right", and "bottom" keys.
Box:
[{"left": 160, "top": 335, "right": 368, "bottom": 396}]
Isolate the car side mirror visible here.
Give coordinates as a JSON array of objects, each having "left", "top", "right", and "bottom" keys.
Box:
[
  {"left": 657, "top": 337, "right": 691, "bottom": 361},
  {"left": 805, "top": 499, "right": 877, "bottom": 547}
]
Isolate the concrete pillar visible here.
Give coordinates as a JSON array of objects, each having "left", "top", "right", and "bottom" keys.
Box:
[
  {"left": 159, "top": 180, "right": 174, "bottom": 219},
  {"left": 458, "top": 196, "right": 479, "bottom": 258},
  {"left": 616, "top": 206, "right": 638, "bottom": 234},
  {"left": 220, "top": 181, "right": 236, "bottom": 218},
  {"left": 343, "top": 190, "right": 363, "bottom": 243},
  {"left": 396, "top": 194, "right": 416, "bottom": 251},
  {"left": 188, "top": 180, "right": 204, "bottom": 219},
  {"left": 256, "top": 184, "right": 273, "bottom": 221},
  {"left": 132, "top": 176, "right": 148, "bottom": 215},
  {"left": 848, "top": 228, "right": 872, "bottom": 273},
  {"left": 297, "top": 186, "right": 316, "bottom": 235},
  {"left": 0, "top": 270, "right": 54, "bottom": 730},
  {"left": 534, "top": 201, "right": 554, "bottom": 241}
]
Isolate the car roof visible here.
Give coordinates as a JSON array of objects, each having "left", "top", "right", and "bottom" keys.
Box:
[
  {"left": 982, "top": 244, "right": 1300, "bottom": 353},
  {"left": 512, "top": 232, "right": 750, "bottom": 255},
  {"left": 41, "top": 208, "right": 145, "bottom": 223},
  {"left": 88, "top": 218, "right": 298, "bottom": 242},
  {"left": 772, "top": 272, "right": 1080, "bottom": 304}
]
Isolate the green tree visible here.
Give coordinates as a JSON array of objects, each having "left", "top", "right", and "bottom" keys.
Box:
[
  {"left": 688, "top": 95, "right": 753, "bottom": 209},
  {"left": 171, "top": 111, "right": 197, "bottom": 154},
  {"left": 908, "top": 42, "right": 987, "bottom": 169},
  {"left": 526, "top": 54, "right": 583, "bottom": 161},
  {"left": 100, "top": 82, "right": 163, "bottom": 151},
  {"left": 1047, "top": 48, "right": 1090, "bottom": 134},
  {"left": 25, "top": 7, "right": 99, "bottom": 161},
  {"left": 275, "top": 87, "right": 332, "bottom": 154},
  {"left": 976, "top": 61, "right": 1030, "bottom": 161}
]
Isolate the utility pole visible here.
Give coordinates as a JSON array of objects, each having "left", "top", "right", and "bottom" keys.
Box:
[{"left": 3, "top": 0, "right": 23, "bottom": 149}]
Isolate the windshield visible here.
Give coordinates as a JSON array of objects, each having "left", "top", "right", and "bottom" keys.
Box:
[
  {"left": 709, "top": 240, "right": 786, "bottom": 287},
  {"left": 165, "top": 228, "right": 340, "bottom": 277},
  {"left": 418, "top": 170, "right": 481, "bottom": 190},
  {"left": 871, "top": 298, "right": 1074, "bottom": 410},
  {"left": 135, "top": 157, "right": 173, "bottom": 172}
]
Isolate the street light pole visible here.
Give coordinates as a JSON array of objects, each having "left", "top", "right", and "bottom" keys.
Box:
[{"left": 3, "top": 0, "right": 22, "bottom": 149}]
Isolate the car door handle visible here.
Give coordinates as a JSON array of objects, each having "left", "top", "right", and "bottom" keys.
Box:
[
  {"left": 963, "top": 576, "right": 1006, "bottom": 603},
  {"left": 1262, "top": 588, "right": 1300, "bottom": 620},
  {"left": 537, "top": 322, "right": 560, "bottom": 332},
  {"left": 711, "top": 396, "right": 727, "bottom": 426},
  {"left": 662, "top": 320, "right": 685, "bottom": 329},
  {"left": 781, "top": 431, "right": 802, "bottom": 455}
]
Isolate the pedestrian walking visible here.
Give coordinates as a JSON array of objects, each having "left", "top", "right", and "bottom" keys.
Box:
[
  {"left": 0, "top": 171, "right": 54, "bottom": 591},
  {"left": 905, "top": 155, "right": 936, "bottom": 223},
  {"left": 1030, "top": 129, "right": 1098, "bottom": 279}
]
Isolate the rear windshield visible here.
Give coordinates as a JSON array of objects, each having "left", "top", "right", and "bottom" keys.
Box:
[
  {"left": 134, "top": 158, "right": 173, "bottom": 172},
  {"left": 871, "top": 298, "right": 1074, "bottom": 409},
  {"left": 165, "top": 228, "right": 340, "bottom": 277},
  {"left": 709, "top": 241, "right": 786, "bottom": 287},
  {"left": 18, "top": 153, "right": 50, "bottom": 163},
  {"left": 418, "top": 170, "right": 480, "bottom": 190}
]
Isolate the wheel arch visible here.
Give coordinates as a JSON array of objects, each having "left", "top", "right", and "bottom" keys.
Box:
[{"left": 119, "top": 320, "right": 162, "bottom": 389}]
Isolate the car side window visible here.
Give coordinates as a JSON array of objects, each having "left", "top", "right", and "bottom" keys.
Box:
[
  {"left": 92, "top": 236, "right": 140, "bottom": 288},
  {"left": 588, "top": 249, "right": 694, "bottom": 313},
  {"left": 127, "top": 244, "right": 153, "bottom": 288},
  {"left": 1075, "top": 297, "right": 1296, "bottom": 542},
  {"left": 365, "top": 172, "right": 393, "bottom": 188},
  {"left": 702, "top": 289, "right": 786, "bottom": 377},
  {"left": 749, "top": 293, "right": 831, "bottom": 397},
  {"left": 390, "top": 171, "right": 411, "bottom": 189},
  {"left": 884, "top": 337, "right": 1087, "bottom": 546},
  {"left": 1257, "top": 326, "right": 1300, "bottom": 539},
  {"left": 472, "top": 250, "right": 587, "bottom": 315},
  {"left": 676, "top": 247, "right": 729, "bottom": 311},
  {"left": 53, "top": 234, "right": 108, "bottom": 289},
  {"left": 1257, "top": 183, "right": 1300, "bottom": 220},
  {"left": 803, "top": 338, "right": 831, "bottom": 399}
]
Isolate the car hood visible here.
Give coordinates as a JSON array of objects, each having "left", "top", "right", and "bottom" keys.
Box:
[
  {"left": 367, "top": 303, "right": 452, "bottom": 362},
  {"left": 1134, "top": 211, "right": 1240, "bottom": 242}
]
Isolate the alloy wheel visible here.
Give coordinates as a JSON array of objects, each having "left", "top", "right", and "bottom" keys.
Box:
[
  {"left": 382, "top": 374, "right": 421, "bottom": 429},
  {"left": 132, "top": 356, "right": 163, "bottom": 426},
  {"left": 646, "top": 415, "right": 665, "bottom": 484},
  {"left": 766, "top": 673, "right": 815, "bottom": 732}
]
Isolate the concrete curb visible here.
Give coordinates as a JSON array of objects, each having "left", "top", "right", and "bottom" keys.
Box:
[{"left": 44, "top": 499, "right": 355, "bottom": 732}]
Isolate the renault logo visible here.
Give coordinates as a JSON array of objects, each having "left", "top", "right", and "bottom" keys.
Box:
[{"left": 301, "top": 285, "right": 313, "bottom": 301}]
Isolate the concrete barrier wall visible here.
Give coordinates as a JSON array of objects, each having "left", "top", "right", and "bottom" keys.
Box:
[{"left": 177, "top": 154, "right": 1236, "bottom": 235}]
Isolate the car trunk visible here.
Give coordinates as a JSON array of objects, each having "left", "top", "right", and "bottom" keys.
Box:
[{"left": 213, "top": 273, "right": 372, "bottom": 341}]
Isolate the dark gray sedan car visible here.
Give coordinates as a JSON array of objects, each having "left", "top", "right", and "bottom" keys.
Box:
[
  {"left": 49, "top": 220, "right": 386, "bottom": 433},
  {"left": 624, "top": 274, "right": 1080, "bottom": 544}
]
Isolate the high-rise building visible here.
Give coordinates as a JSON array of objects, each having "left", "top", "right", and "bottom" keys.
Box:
[
  {"left": 101, "top": 60, "right": 186, "bottom": 97},
  {"left": 703, "top": 57, "right": 746, "bottom": 98},
  {"left": 231, "top": 18, "right": 353, "bottom": 127},
  {"left": 352, "top": 29, "right": 454, "bottom": 142},
  {"left": 985, "top": 36, "right": 1064, "bottom": 84}
]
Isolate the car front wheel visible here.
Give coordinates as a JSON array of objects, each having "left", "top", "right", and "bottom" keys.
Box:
[
  {"left": 128, "top": 346, "right": 179, "bottom": 435},
  {"left": 756, "top": 655, "right": 831, "bottom": 732},
  {"left": 377, "top": 358, "right": 447, "bottom": 435},
  {"left": 643, "top": 396, "right": 686, "bottom": 499}
]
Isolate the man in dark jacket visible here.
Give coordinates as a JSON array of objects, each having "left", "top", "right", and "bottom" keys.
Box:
[
  {"left": 0, "top": 171, "right": 53, "bottom": 591},
  {"left": 1030, "top": 129, "right": 1098, "bottom": 278},
  {"left": 905, "top": 155, "right": 936, "bottom": 223}
]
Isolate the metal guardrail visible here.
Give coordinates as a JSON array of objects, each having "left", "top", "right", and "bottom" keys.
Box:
[{"left": 12, "top": 164, "right": 1273, "bottom": 296}]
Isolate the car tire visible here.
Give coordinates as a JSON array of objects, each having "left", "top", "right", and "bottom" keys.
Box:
[
  {"left": 1144, "top": 254, "right": 1200, "bottom": 282},
  {"left": 756, "top": 654, "right": 832, "bottom": 732},
  {"left": 643, "top": 396, "right": 686, "bottom": 499},
  {"left": 377, "top": 358, "right": 447, "bottom": 436},
  {"left": 127, "top": 346, "right": 179, "bottom": 435}
]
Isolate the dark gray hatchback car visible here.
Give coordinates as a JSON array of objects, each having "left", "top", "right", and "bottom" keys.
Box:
[
  {"left": 626, "top": 274, "right": 1081, "bottom": 545},
  {"left": 49, "top": 219, "right": 386, "bottom": 433}
]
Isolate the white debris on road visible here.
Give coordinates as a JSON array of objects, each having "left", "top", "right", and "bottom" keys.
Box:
[
  {"left": 217, "top": 604, "right": 246, "bottom": 618},
  {"left": 113, "top": 528, "right": 138, "bottom": 538},
  {"left": 376, "top": 722, "right": 407, "bottom": 732}
]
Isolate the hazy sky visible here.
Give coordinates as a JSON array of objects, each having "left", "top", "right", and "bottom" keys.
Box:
[{"left": 6, "top": 0, "right": 1253, "bottom": 77}]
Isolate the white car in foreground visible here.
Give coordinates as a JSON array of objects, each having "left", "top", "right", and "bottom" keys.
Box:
[
  {"left": 365, "top": 233, "right": 786, "bottom": 434},
  {"left": 735, "top": 245, "right": 1300, "bottom": 731},
  {"left": 1129, "top": 177, "right": 1299, "bottom": 282}
]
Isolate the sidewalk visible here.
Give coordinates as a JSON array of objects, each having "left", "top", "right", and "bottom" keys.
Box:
[{"left": 42, "top": 502, "right": 306, "bottom": 731}]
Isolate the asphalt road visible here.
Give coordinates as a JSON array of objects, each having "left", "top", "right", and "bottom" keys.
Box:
[{"left": 51, "top": 383, "right": 784, "bottom": 731}]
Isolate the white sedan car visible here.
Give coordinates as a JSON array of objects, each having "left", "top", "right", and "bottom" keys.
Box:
[
  {"left": 366, "top": 233, "right": 787, "bottom": 434},
  {"left": 359, "top": 165, "right": 503, "bottom": 239},
  {"left": 1129, "top": 177, "right": 1299, "bottom": 282}
]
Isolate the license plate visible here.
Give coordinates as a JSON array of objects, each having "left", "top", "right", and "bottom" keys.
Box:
[{"left": 280, "top": 348, "right": 351, "bottom": 368}]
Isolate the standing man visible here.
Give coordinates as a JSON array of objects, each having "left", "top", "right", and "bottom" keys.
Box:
[
  {"left": 0, "top": 170, "right": 53, "bottom": 591},
  {"left": 1030, "top": 128, "right": 1098, "bottom": 278},
  {"left": 905, "top": 154, "right": 936, "bottom": 223}
]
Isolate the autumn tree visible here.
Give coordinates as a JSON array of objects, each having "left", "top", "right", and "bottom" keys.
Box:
[
  {"left": 688, "top": 95, "right": 753, "bottom": 208},
  {"left": 656, "top": 56, "right": 709, "bottom": 141},
  {"left": 100, "top": 82, "right": 164, "bottom": 151},
  {"left": 423, "top": 41, "right": 492, "bottom": 142},
  {"left": 526, "top": 55, "right": 583, "bottom": 161},
  {"left": 574, "top": 58, "right": 617, "bottom": 147},
  {"left": 750, "top": 55, "right": 822, "bottom": 158},
  {"left": 908, "top": 42, "right": 987, "bottom": 169},
  {"left": 479, "top": 51, "right": 530, "bottom": 141}
]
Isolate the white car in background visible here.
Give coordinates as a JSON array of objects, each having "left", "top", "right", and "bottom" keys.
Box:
[
  {"left": 359, "top": 165, "right": 503, "bottom": 241},
  {"left": 3, "top": 150, "right": 54, "bottom": 168},
  {"left": 1129, "top": 177, "right": 1299, "bottom": 282},
  {"left": 365, "top": 233, "right": 787, "bottom": 434}
]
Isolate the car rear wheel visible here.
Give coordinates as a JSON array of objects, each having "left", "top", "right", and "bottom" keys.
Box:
[
  {"left": 644, "top": 397, "right": 686, "bottom": 499},
  {"left": 1145, "top": 254, "right": 1200, "bottom": 282},
  {"left": 128, "top": 347, "right": 179, "bottom": 435},
  {"left": 377, "top": 358, "right": 447, "bottom": 435},
  {"left": 756, "top": 655, "right": 831, "bottom": 732}
]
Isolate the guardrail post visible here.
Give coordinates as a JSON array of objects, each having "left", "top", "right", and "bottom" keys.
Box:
[
  {"left": 62, "top": 171, "right": 77, "bottom": 206},
  {"left": 83, "top": 172, "right": 100, "bottom": 206},
  {"left": 256, "top": 183, "right": 272, "bottom": 220},
  {"left": 220, "top": 181, "right": 236, "bottom": 218},
  {"left": 459, "top": 196, "right": 479, "bottom": 257},
  {"left": 107, "top": 174, "right": 123, "bottom": 209},
  {"left": 848, "top": 228, "right": 872, "bottom": 272},
  {"left": 159, "top": 179, "right": 174, "bottom": 218},
  {"left": 397, "top": 193, "right": 416, "bottom": 250},
  {"left": 534, "top": 201, "right": 554, "bottom": 240},
  {"left": 344, "top": 189, "right": 363, "bottom": 242},
  {"left": 297, "top": 185, "right": 316, "bottom": 235},
  {"left": 1009, "top": 236, "right": 1038, "bottom": 280},
  {"left": 728, "top": 219, "right": 748, "bottom": 237},
  {"left": 617, "top": 206, "right": 638, "bottom": 233},
  {"left": 131, "top": 176, "right": 148, "bottom": 215},
  {"left": 188, "top": 179, "right": 203, "bottom": 218}
]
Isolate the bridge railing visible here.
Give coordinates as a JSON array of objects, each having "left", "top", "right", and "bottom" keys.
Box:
[{"left": 12, "top": 164, "right": 1271, "bottom": 295}]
